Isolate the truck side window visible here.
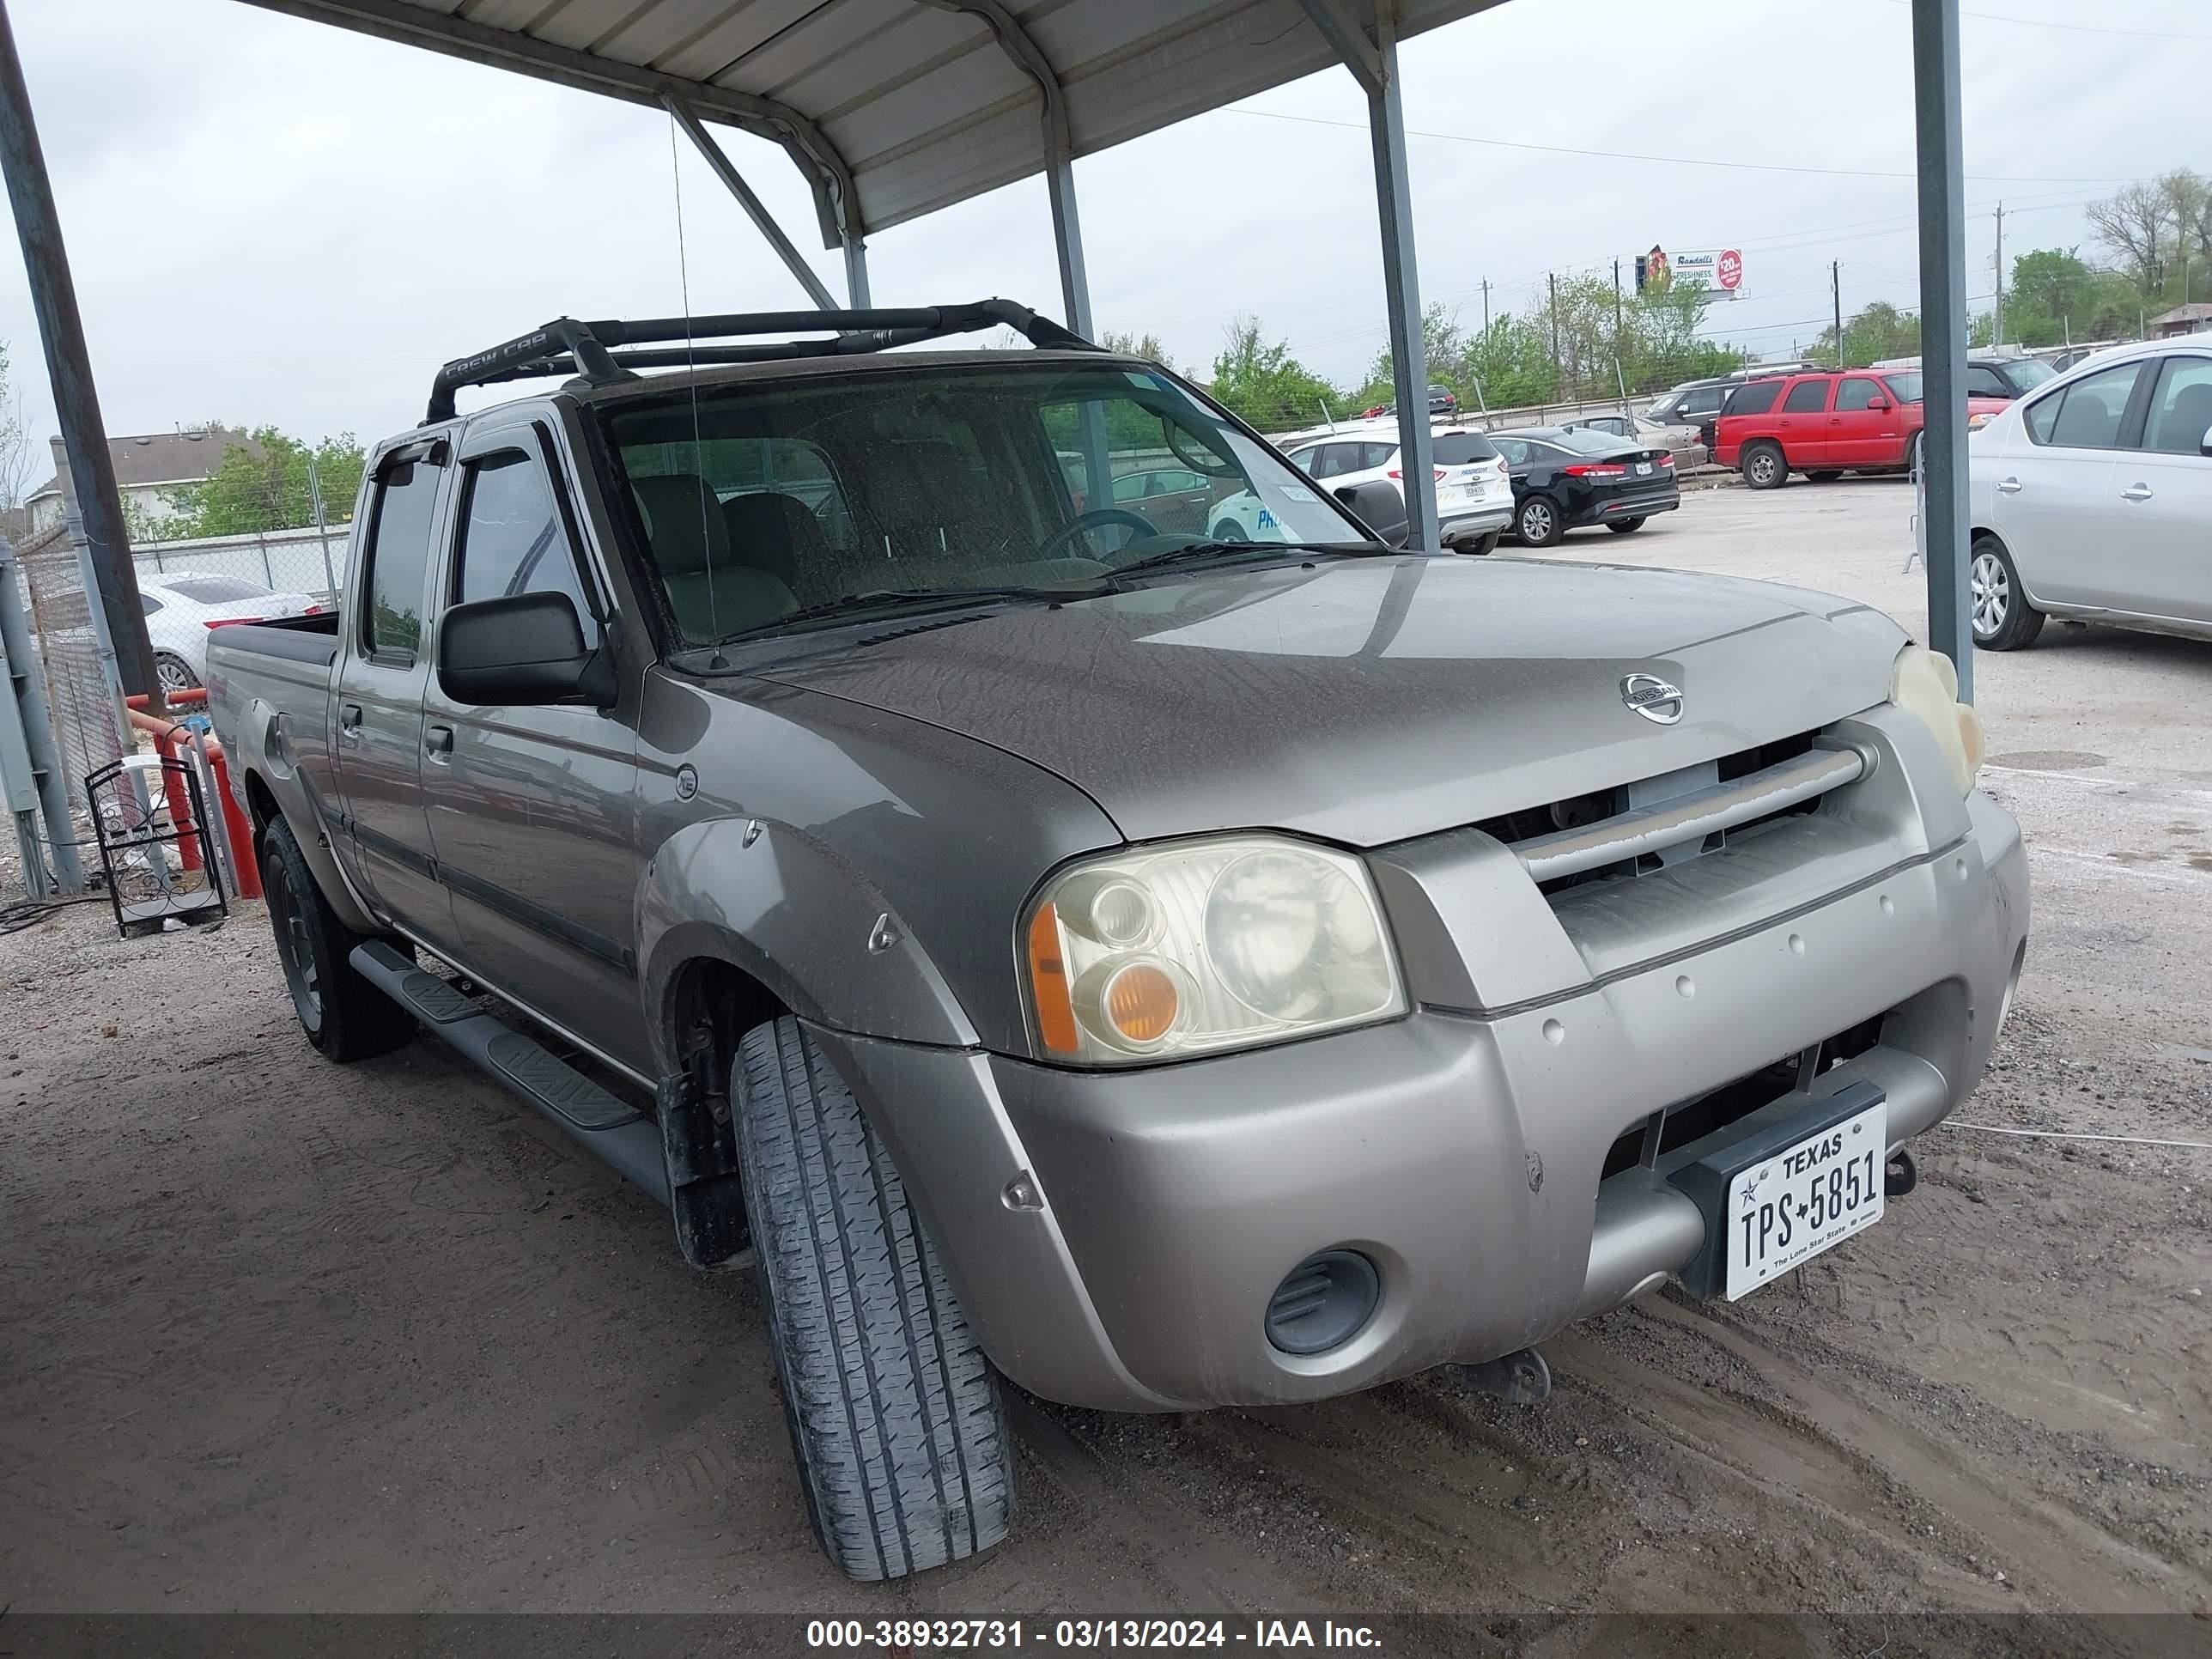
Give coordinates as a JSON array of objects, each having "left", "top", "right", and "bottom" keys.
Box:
[
  {"left": 362, "top": 458, "right": 442, "bottom": 661},
  {"left": 453, "top": 450, "right": 593, "bottom": 622},
  {"left": 1834, "top": 379, "right": 1882, "bottom": 412},
  {"left": 1723, "top": 382, "right": 1781, "bottom": 416},
  {"left": 1782, "top": 380, "right": 1831, "bottom": 414}
]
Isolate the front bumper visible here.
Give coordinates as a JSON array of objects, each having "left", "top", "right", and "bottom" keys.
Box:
[{"left": 817, "top": 716, "right": 2028, "bottom": 1413}]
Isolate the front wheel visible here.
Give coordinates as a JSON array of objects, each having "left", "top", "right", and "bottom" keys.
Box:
[
  {"left": 260, "top": 818, "right": 415, "bottom": 1061},
  {"left": 1607, "top": 517, "right": 1646, "bottom": 535},
  {"left": 1971, "top": 534, "right": 2045, "bottom": 650},
  {"left": 1516, "top": 495, "right": 1565, "bottom": 547},
  {"left": 1741, "top": 442, "right": 1788, "bottom": 489},
  {"left": 736, "top": 1017, "right": 1015, "bottom": 1581}
]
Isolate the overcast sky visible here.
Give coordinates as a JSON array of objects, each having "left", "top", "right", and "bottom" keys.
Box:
[{"left": 1, "top": 0, "right": 2205, "bottom": 458}]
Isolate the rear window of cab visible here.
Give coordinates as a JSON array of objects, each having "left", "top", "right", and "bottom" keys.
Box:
[{"left": 1723, "top": 380, "right": 1784, "bottom": 417}]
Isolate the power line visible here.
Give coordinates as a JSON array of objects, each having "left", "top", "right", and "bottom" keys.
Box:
[
  {"left": 1874, "top": 0, "right": 2212, "bottom": 43},
  {"left": 1223, "top": 106, "right": 2146, "bottom": 185}
]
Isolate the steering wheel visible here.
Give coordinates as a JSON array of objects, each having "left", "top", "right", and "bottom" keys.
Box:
[{"left": 1036, "top": 507, "right": 1158, "bottom": 564}]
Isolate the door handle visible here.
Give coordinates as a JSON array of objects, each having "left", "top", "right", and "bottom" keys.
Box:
[
  {"left": 1995, "top": 477, "right": 2023, "bottom": 494},
  {"left": 424, "top": 724, "right": 454, "bottom": 757},
  {"left": 337, "top": 703, "right": 362, "bottom": 742},
  {"left": 2120, "top": 483, "right": 2154, "bottom": 502}
]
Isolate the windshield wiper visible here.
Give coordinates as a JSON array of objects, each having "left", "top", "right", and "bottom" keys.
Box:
[
  {"left": 711, "top": 582, "right": 1107, "bottom": 645},
  {"left": 1110, "top": 539, "right": 1394, "bottom": 580}
]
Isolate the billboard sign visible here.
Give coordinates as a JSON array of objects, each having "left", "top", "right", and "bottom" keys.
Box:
[{"left": 1669, "top": 248, "right": 1746, "bottom": 296}]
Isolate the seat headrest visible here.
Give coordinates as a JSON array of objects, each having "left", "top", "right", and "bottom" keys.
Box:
[
  {"left": 720, "top": 490, "right": 825, "bottom": 586},
  {"left": 630, "top": 474, "right": 730, "bottom": 576}
]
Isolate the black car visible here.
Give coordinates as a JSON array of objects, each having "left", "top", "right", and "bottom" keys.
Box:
[{"left": 1492, "top": 426, "right": 1680, "bottom": 547}]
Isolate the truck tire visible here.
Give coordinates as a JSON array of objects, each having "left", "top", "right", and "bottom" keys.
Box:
[
  {"left": 259, "top": 817, "right": 416, "bottom": 1062},
  {"left": 735, "top": 1016, "right": 1014, "bottom": 1581},
  {"left": 1741, "top": 441, "right": 1788, "bottom": 489}
]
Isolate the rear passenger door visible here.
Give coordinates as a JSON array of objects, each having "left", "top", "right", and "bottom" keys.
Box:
[
  {"left": 1992, "top": 358, "right": 2149, "bottom": 607},
  {"left": 416, "top": 416, "right": 647, "bottom": 1070},
  {"left": 331, "top": 435, "right": 455, "bottom": 939},
  {"left": 1774, "top": 378, "right": 1836, "bottom": 466}
]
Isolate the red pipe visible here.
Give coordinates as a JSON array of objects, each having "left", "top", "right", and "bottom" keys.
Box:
[{"left": 125, "top": 702, "right": 261, "bottom": 899}]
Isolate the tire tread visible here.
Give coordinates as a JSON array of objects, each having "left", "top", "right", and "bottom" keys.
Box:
[{"left": 738, "top": 1018, "right": 1012, "bottom": 1581}]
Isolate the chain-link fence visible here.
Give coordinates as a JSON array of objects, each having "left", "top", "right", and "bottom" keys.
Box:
[{"left": 134, "top": 524, "right": 341, "bottom": 698}]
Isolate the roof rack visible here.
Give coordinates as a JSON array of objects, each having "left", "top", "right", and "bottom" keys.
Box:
[{"left": 425, "top": 298, "right": 1098, "bottom": 422}]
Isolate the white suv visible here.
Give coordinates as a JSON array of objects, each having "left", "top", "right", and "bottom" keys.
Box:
[
  {"left": 1215, "top": 423, "right": 1514, "bottom": 551},
  {"left": 1967, "top": 337, "right": 2212, "bottom": 649}
]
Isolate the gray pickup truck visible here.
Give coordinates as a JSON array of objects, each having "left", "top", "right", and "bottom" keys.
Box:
[{"left": 210, "top": 300, "right": 2029, "bottom": 1583}]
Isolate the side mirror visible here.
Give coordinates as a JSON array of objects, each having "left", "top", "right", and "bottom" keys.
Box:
[
  {"left": 1868, "top": 397, "right": 1891, "bottom": 412},
  {"left": 2201, "top": 424, "right": 2212, "bottom": 459},
  {"left": 438, "top": 591, "right": 613, "bottom": 708},
  {"left": 1334, "top": 478, "right": 1411, "bottom": 549}
]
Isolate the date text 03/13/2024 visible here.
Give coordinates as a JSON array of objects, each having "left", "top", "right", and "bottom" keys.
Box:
[{"left": 805, "top": 1619, "right": 1382, "bottom": 1649}]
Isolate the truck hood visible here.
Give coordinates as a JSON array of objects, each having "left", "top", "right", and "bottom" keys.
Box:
[{"left": 749, "top": 556, "right": 1905, "bottom": 848}]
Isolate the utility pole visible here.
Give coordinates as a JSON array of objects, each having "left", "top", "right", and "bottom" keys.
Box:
[
  {"left": 1480, "top": 277, "right": 1491, "bottom": 336},
  {"left": 1991, "top": 200, "right": 2005, "bottom": 348},
  {"left": 1547, "top": 271, "right": 1561, "bottom": 389},
  {"left": 0, "top": 0, "right": 159, "bottom": 708},
  {"left": 1832, "top": 260, "right": 1844, "bottom": 364},
  {"left": 1613, "top": 258, "right": 1623, "bottom": 335}
]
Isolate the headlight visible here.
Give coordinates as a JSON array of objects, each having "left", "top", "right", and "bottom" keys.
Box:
[
  {"left": 1022, "top": 836, "right": 1406, "bottom": 1066},
  {"left": 1889, "top": 642, "right": 1984, "bottom": 797}
]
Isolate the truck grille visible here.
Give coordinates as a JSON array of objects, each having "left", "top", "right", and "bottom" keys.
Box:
[{"left": 1476, "top": 730, "right": 1862, "bottom": 898}]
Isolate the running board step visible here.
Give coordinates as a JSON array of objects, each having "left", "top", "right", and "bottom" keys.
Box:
[{"left": 349, "top": 940, "right": 670, "bottom": 1207}]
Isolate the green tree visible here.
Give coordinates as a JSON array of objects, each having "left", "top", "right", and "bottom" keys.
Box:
[
  {"left": 1207, "top": 316, "right": 1343, "bottom": 434},
  {"left": 1815, "top": 301, "right": 1921, "bottom": 368},
  {"left": 2000, "top": 247, "right": 2144, "bottom": 347},
  {"left": 157, "top": 427, "right": 367, "bottom": 540},
  {"left": 1097, "top": 329, "right": 1172, "bottom": 370}
]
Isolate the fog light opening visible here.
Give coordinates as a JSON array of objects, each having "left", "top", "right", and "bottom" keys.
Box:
[{"left": 1265, "top": 1249, "right": 1381, "bottom": 1357}]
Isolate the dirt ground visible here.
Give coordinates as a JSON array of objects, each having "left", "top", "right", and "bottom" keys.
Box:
[{"left": 3, "top": 484, "right": 2209, "bottom": 1630}]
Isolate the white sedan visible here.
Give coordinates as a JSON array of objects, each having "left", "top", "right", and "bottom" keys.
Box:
[
  {"left": 1968, "top": 337, "right": 2212, "bottom": 649},
  {"left": 140, "top": 572, "right": 325, "bottom": 693},
  {"left": 1218, "top": 424, "right": 1514, "bottom": 550}
]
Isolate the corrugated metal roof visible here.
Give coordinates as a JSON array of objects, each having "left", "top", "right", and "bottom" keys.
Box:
[{"left": 236, "top": 2, "right": 1506, "bottom": 245}]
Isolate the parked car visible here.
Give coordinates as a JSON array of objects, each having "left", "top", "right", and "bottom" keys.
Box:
[
  {"left": 139, "top": 571, "right": 324, "bottom": 694},
  {"left": 1217, "top": 424, "right": 1513, "bottom": 551},
  {"left": 1352, "top": 385, "right": 1457, "bottom": 421},
  {"left": 1490, "top": 426, "right": 1681, "bottom": 545},
  {"left": 209, "top": 299, "right": 2026, "bottom": 1584},
  {"left": 1109, "top": 465, "right": 1217, "bottom": 535},
  {"left": 1716, "top": 369, "right": 2009, "bottom": 489},
  {"left": 1561, "top": 412, "right": 1704, "bottom": 464},
  {"left": 1967, "top": 336, "right": 2212, "bottom": 648},
  {"left": 1874, "top": 353, "right": 2061, "bottom": 401},
  {"left": 1643, "top": 374, "right": 1747, "bottom": 451}
]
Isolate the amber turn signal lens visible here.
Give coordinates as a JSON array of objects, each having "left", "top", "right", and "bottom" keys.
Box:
[
  {"left": 1027, "top": 903, "right": 1079, "bottom": 1054},
  {"left": 1103, "top": 963, "right": 1179, "bottom": 1043}
]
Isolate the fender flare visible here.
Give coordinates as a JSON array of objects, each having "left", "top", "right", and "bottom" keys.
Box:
[{"left": 635, "top": 814, "right": 979, "bottom": 1073}]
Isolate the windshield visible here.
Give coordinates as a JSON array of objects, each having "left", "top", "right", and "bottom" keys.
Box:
[
  {"left": 600, "top": 362, "right": 1365, "bottom": 646},
  {"left": 2007, "top": 359, "right": 2057, "bottom": 391},
  {"left": 1883, "top": 372, "right": 1925, "bottom": 404}
]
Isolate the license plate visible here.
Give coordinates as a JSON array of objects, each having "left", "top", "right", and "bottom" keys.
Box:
[
  {"left": 1634, "top": 462, "right": 1652, "bottom": 476},
  {"left": 1724, "top": 1100, "right": 1886, "bottom": 1299}
]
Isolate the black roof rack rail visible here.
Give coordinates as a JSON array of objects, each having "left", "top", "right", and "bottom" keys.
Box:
[{"left": 424, "top": 298, "right": 1098, "bottom": 422}]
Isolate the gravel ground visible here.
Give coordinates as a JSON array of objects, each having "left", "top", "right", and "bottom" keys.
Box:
[{"left": 2, "top": 483, "right": 2208, "bottom": 1626}]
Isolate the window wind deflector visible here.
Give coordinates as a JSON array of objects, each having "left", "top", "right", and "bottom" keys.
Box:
[{"left": 423, "top": 300, "right": 1100, "bottom": 422}]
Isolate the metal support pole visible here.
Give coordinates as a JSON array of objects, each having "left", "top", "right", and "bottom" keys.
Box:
[
  {"left": 0, "top": 534, "right": 82, "bottom": 894},
  {"left": 842, "top": 235, "right": 872, "bottom": 308},
  {"left": 0, "top": 0, "right": 159, "bottom": 707},
  {"left": 1362, "top": 14, "right": 1437, "bottom": 550},
  {"left": 1911, "top": 0, "right": 1972, "bottom": 700},
  {"left": 1045, "top": 153, "right": 1094, "bottom": 337},
  {"left": 663, "top": 94, "right": 837, "bottom": 311}
]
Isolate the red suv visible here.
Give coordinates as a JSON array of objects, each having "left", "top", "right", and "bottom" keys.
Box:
[{"left": 1715, "top": 368, "right": 2007, "bottom": 488}]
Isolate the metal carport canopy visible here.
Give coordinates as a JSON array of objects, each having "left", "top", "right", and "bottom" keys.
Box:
[{"left": 234, "top": 1, "right": 1502, "bottom": 245}]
